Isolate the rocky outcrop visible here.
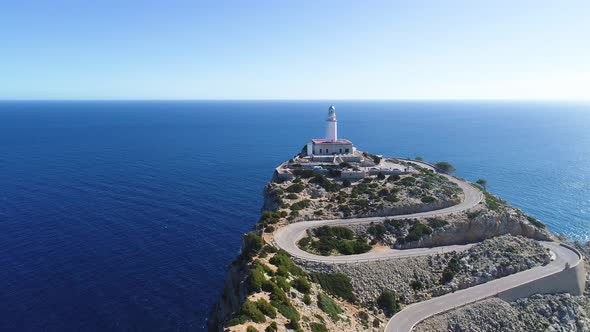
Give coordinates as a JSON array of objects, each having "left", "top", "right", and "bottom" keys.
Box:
[
  {"left": 414, "top": 294, "right": 590, "bottom": 332},
  {"left": 396, "top": 207, "right": 553, "bottom": 249},
  {"left": 262, "top": 184, "right": 281, "bottom": 211},
  {"left": 296, "top": 236, "right": 550, "bottom": 305},
  {"left": 207, "top": 258, "right": 250, "bottom": 331}
]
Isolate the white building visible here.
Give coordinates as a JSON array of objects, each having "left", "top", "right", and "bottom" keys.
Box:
[{"left": 304, "top": 105, "right": 356, "bottom": 157}]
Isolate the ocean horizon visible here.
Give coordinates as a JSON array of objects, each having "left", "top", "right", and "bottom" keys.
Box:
[{"left": 0, "top": 100, "right": 589, "bottom": 331}]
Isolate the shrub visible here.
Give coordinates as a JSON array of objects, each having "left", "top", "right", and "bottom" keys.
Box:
[
  {"left": 388, "top": 174, "right": 401, "bottom": 182},
  {"left": 265, "top": 322, "right": 277, "bottom": 332},
  {"left": 291, "top": 199, "right": 311, "bottom": 211},
  {"left": 269, "top": 250, "right": 305, "bottom": 276},
  {"left": 310, "top": 322, "right": 329, "bottom": 332},
  {"left": 377, "top": 172, "right": 386, "bottom": 180},
  {"left": 421, "top": 195, "right": 436, "bottom": 203},
  {"left": 441, "top": 256, "right": 462, "bottom": 284},
  {"left": 243, "top": 232, "right": 263, "bottom": 258},
  {"left": 273, "top": 275, "right": 291, "bottom": 292},
  {"left": 247, "top": 326, "right": 258, "bottom": 332},
  {"left": 310, "top": 273, "right": 356, "bottom": 302},
  {"left": 249, "top": 264, "right": 266, "bottom": 292},
  {"left": 286, "top": 183, "right": 305, "bottom": 193},
  {"left": 340, "top": 162, "right": 352, "bottom": 168},
  {"left": 429, "top": 218, "right": 448, "bottom": 228},
  {"left": 264, "top": 225, "right": 275, "bottom": 233},
  {"left": 367, "top": 223, "right": 387, "bottom": 240},
  {"left": 311, "top": 174, "right": 340, "bottom": 192},
  {"left": 272, "top": 301, "right": 300, "bottom": 323},
  {"left": 410, "top": 279, "right": 423, "bottom": 290},
  {"left": 227, "top": 315, "right": 248, "bottom": 326},
  {"left": 286, "top": 193, "right": 299, "bottom": 199},
  {"left": 317, "top": 293, "right": 342, "bottom": 320},
  {"left": 415, "top": 156, "right": 423, "bottom": 161},
  {"left": 256, "top": 299, "right": 277, "bottom": 319},
  {"left": 293, "top": 169, "right": 316, "bottom": 178},
  {"left": 434, "top": 161, "right": 456, "bottom": 174},
  {"left": 242, "top": 300, "right": 266, "bottom": 323},
  {"left": 291, "top": 276, "right": 311, "bottom": 294},
  {"left": 313, "top": 226, "right": 354, "bottom": 240},
  {"left": 404, "top": 222, "right": 433, "bottom": 242},
  {"left": 400, "top": 176, "right": 416, "bottom": 186},
  {"left": 303, "top": 294, "right": 312, "bottom": 305},
  {"left": 377, "top": 290, "right": 400, "bottom": 316},
  {"left": 342, "top": 179, "right": 351, "bottom": 187},
  {"left": 484, "top": 191, "right": 501, "bottom": 210},
  {"left": 526, "top": 215, "right": 546, "bottom": 229}
]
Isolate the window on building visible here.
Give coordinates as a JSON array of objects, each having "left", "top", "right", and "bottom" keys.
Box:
[
  {"left": 339, "top": 148, "right": 342, "bottom": 153},
  {"left": 319, "top": 149, "right": 322, "bottom": 153},
  {"left": 345, "top": 148, "right": 350, "bottom": 153}
]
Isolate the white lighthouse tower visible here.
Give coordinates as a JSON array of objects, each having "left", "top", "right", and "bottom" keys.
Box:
[{"left": 326, "top": 105, "right": 337, "bottom": 142}]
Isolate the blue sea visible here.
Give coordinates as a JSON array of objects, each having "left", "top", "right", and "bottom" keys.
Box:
[{"left": 0, "top": 101, "right": 589, "bottom": 331}]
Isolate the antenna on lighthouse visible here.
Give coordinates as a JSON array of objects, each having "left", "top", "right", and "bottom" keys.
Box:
[{"left": 326, "top": 105, "right": 337, "bottom": 142}]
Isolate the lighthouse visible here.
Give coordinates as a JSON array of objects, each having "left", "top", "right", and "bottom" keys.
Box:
[
  {"left": 305, "top": 105, "right": 356, "bottom": 158},
  {"left": 326, "top": 105, "right": 337, "bottom": 142}
]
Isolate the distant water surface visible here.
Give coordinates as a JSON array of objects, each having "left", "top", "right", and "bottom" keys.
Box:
[{"left": 0, "top": 101, "right": 588, "bottom": 331}]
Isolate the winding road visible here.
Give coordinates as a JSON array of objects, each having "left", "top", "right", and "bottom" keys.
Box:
[{"left": 272, "top": 164, "right": 584, "bottom": 332}]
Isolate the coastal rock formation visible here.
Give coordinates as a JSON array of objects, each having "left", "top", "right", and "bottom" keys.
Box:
[
  {"left": 414, "top": 294, "right": 590, "bottom": 332},
  {"left": 414, "top": 242, "right": 590, "bottom": 332},
  {"left": 296, "top": 235, "right": 550, "bottom": 304}
]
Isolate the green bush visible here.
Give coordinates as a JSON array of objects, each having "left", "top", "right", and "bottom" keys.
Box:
[
  {"left": 286, "top": 193, "right": 299, "bottom": 199},
  {"left": 340, "top": 162, "right": 352, "bottom": 168},
  {"left": 286, "top": 183, "right": 305, "bottom": 193},
  {"left": 273, "top": 275, "right": 291, "bottom": 292},
  {"left": 367, "top": 223, "right": 387, "bottom": 240},
  {"left": 342, "top": 179, "right": 351, "bottom": 187},
  {"left": 310, "top": 273, "right": 356, "bottom": 302},
  {"left": 388, "top": 174, "right": 401, "bottom": 182},
  {"left": 429, "top": 218, "right": 448, "bottom": 228},
  {"left": 255, "top": 299, "right": 276, "bottom": 319},
  {"left": 265, "top": 322, "right": 277, "bottom": 332},
  {"left": 434, "top": 161, "right": 456, "bottom": 174},
  {"left": 441, "top": 256, "right": 462, "bottom": 283},
  {"left": 272, "top": 301, "right": 300, "bottom": 323},
  {"left": 377, "top": 290, "right": 400, "bottom": 316},
  {"left": 311, "top": 174, "right": 340, "bottom": 192},
  {"left": 526, "top": 215, "right": 546, "bottom": 229},
  {"left": 310, "top": 322, "right": 329, "bottom": 332},
  {"left": 293, "top": 169, "right": 316, "bottom": 178},
  {"left": 317, "top": 293, "right": 342, "bottom": 320},
  {"left": 313, "top": 226, "right": 354, "bottom": 240},
  {"left": 410, "top": 279, "right": 423, "bottom": 290},
  {"left": 421, "top": 195, "right": 436, "bottom": 203},
  {"left": 246, "top": 326, "right": 258, "bottom": 332},
  {"left": 303, "top": 294, "right": 312, "bottom": 305},
  {"left": 377, "top": 172, "right": 386, "bottom": 180},
  {"left": 243, "top": 232, "right": 263, "bottom": 258},
  {"left": 291, "top": 276, "right": 312, "bottom": 294},
  {"left": 249, "top": 264, "right": 267, "bottom": 292},
  {"left": 400, "top": 176, "right": 416, "bottom": 186},
  {"left": 242, "top": 300, "right": 266, "bottom": 323},
  {"left": 484, "top": 191, "right": 501, "bottom": 210},
  {"left": 404, "top": 222, "right": 433, "bottom": 242},
  {"left": 269, "top": 250, "right": 305, "bottom": 276},
  {"left": 291, "top": 199, "right": 311, "bottom": 211},
  {"left": 227, "top": 315, "right": 248, "bottom": 326}
]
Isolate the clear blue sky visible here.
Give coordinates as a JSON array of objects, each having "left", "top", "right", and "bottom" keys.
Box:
[{"left": 1, "top": 0, "right": 588, "bottom": 100}]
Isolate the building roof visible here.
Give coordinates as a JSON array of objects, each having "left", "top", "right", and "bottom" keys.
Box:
[{"left": 311, "top": 139, "right": 352, "bottom": 144}]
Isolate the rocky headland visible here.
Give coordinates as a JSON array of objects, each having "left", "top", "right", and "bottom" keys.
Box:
[{"left": 208, "top": 155, "right": 587, "bottom": 332}]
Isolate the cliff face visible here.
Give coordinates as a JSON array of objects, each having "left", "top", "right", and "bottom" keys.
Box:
[
  {"left": 397, "top": 208, "right": 553, "bottom": 249},
  {"left": 208, "top": 252, "right": 250, "bottom": 331}
]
